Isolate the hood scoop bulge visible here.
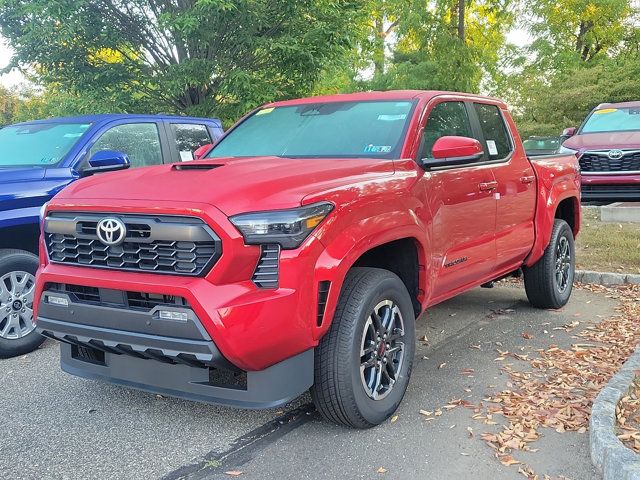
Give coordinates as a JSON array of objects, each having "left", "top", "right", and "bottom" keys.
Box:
[{"left": 172, "top": 163, "right": 223, "bottom": 171}]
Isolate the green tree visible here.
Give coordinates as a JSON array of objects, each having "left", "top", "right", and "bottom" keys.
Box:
[
  {"left": 0, "top": 0, "right": 362, "bottom": 123},
  {"left": 504, "top": 55, "right": 640, "bottom": 137},
  {"left": 0, "top": 85, "right": 22, "bottom": 125},
  {"left": 526, "top": 0, "right": 636, "bottom": 70},
  {"left": 379, "top": 0, "right": 514, "bottom": 92}
]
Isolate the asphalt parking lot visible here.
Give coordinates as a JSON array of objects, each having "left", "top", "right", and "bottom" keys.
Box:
[{"left": 2, "top": 284, "right": 616, "bottom": 480}]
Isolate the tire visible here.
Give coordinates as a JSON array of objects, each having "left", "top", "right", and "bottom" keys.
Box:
[
  {"left": 311, "top": 267, "right": 416, "bottom": 428},
  {"left": 0, "top": 249, "right": 45, "bottom": 358},
  {"left": 524, "top": 219, "right": 575, "bottom": 309}
]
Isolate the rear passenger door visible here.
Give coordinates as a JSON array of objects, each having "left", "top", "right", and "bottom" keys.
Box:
[
  {"left": 419, "top": 100, "right": 498, "bottom": 299},
  {"left": 470, "top": 102, "right": 536, "bottom": 271},
  {"left": 164, "top": 121, "right": 215, "bottom": 162}
]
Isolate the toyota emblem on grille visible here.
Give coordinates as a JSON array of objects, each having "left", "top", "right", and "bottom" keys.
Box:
[
  {"left": 96, "top": 218, "right": 127, "bottom": 246},
  {"left": 607, "top": 149, "right": 624, "bottom": 160}
]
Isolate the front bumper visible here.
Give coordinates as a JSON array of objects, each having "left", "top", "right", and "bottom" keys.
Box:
[
  {"left": 36, "top": 287, "right": 314, "bottom": 408},
  {"left": 581, "top": 174, "right": 640, "bottom": 200},
  {"left": 57, "top": 342, "right": 313, "bottom": 409}
]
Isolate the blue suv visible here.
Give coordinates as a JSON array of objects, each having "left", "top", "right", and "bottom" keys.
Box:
[{"left": 0, "top": 114, "right": 223, "bottom": 358}]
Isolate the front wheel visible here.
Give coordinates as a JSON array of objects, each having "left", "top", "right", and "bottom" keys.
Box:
[
  {"left": 524, "top": 219, "right": 575, "bottom": 309},
  {"left": 311, "top": 268, "right": 416, "bottom": 428},
  {"left": 0, "top": 249, "right": 45, "bottom": 358}
]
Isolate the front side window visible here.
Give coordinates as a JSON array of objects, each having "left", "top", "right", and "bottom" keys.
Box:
[
  {"left": 0, "top": 122, "right": 91, "bottom": 168},
  {"left": 90, "top": 123, "right": 162, "bottom": 168},
  {"left": 581, "top": 107, "right": 640, "bottom": 133},
  {"left": 474, "top": 103, "right": 513, "bottom": 160},
  {"left": 207, "top": 101, "right": 415, "bottom": 159},
  {"left": 420, "top": 101, "right": 474, "bottom": 159},
  {"left": 171, "top": 123, "right": 212, "bottom": 161}
]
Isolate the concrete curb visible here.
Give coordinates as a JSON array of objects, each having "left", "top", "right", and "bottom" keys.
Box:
[
  {"left": 590, "top": 346, "right": 640, "bottom": 480},
  {"left": 576, "top": 270, "right": 640, "bottom": 286}
]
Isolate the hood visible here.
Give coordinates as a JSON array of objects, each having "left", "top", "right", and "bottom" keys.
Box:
[
  {"left": 54, "top": 156, "right": 396, "bottom": 215},
  {"left": 564, "top": 131, "right": 640, "bottom": 151},
  {"left": 0, "top": 167, "right": 46, "bottom": 184},
  {"left": 0, "top": 167, "right": 75, "bottom": 212}
]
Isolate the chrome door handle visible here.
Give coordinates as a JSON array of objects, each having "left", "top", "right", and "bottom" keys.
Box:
[
  {"left": 520, "top": 175, "right": 535, "bottom": 184},
  {"left": 479, "top": 181, "right": 498, "bottom": 191}
]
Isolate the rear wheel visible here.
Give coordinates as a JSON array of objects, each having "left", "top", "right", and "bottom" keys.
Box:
[
  {"left": 311, "top": 268, "right": 416, "bottom": 428},
  {"left": 524, "top": 219, "right": 575, "bottom": 309},
  {"left": 0, "top": 249, "right": 45, "bottom": 358}
]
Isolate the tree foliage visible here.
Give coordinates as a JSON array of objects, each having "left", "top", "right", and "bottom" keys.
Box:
[
  {"left": 0, "top": 0, "right": 638, "bottom": 134},
  {"left": 0, "top": 0, "right": 362, "bottom": 123}
]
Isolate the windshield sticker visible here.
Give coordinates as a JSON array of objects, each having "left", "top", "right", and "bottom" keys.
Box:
[
  {"left": 378, "top": 114, "right": 407, "bottom": 121},
  {"left": 594, "top": 108, "right": 618, "bottom": 114},
  {"left": 63, "top": 133, "right": 83, "bottom": 138},
  {"left": 486, "top": 140, "right": 498, "bottom": 156},
  {"left": 80, "top": 124, "right": 90, "bottom": 129},
  {"left": 364, "top": 144, "right": 392, "bottom": 153},
  {"left": 256, "top": 108, "right": 275, "bottom": 116}
]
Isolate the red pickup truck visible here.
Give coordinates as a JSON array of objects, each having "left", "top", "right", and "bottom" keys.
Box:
[
  {"left": 34, "top": 91, "right": 581, "bottom": 428},
  {"left": 561, "top": 101, "right": 640, "bottom": 200}
]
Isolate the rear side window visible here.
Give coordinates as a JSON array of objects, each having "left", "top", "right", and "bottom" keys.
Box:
[
  {"left": 421, "top": 101, "right": 473, "bottom": 159},
  {"left": 171, "top": 123, "right": 212, "bottom": 161},
  {"left": 90, "top": 123, "right": 163, "bottom": 168},
  {"left": 474, "top": 103, "right": 512, "bottom": 160}
]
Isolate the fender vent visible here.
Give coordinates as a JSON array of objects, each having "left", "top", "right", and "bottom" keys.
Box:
[
  {"left": 317, "top": 281, "right": 331, "bottom": 326},
  {"left": 252, "top": 244, "right": 280, "bottom": 289}
]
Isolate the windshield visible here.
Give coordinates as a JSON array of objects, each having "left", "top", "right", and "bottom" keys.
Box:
[
  {"left": 207, "top": 100, "right": 415, "bottom": 159},
  {"left": 581, "top": 107, "right": 640, "bottom": 134},
  {"left": 0, "top": 122, "right": 91, "bottom": 167}
]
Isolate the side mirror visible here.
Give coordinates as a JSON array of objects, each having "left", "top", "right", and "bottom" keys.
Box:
[
  {"left": 193, "top": 143, "right": 214, "bottom": 160},
  {"left": 561, "top": 127, "right": 576, "bottom": 138},
  {"left": 82, "top": 150, "right": 130, "bottom": 176},
  {"left": 420, "top": 136, "right": 484, "bottom": 169}
]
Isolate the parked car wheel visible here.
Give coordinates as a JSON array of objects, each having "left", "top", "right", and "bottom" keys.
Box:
[
  {"left": 524, "top": 219, "right": 575, "bottom": 309},
  {"left": 311, "top": 267, "right": 416, "bottom": 428},
  {"left": 0, "top": 249, "right": 45, "bottom": 359}
]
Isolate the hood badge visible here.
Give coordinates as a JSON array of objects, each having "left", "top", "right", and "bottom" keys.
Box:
[
  {"left": 96, "top": 218, "right": 127, "bottom": 246},
  {"left": 607, "top": 149, "right": 624, "bottom": 160}
]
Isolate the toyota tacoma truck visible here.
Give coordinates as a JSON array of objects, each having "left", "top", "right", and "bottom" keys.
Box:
[
  {"left": 0, "top": 114, "right": 223, "bottom": 358},
  {"left": 561, "top": 101, "right": 640, "bottom": 200},
  {"left": 34, "top": 91, "right": 580, "bottom": 428}
]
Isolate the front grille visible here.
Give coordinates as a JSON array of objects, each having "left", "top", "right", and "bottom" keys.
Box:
[
  {"left": 126, "top": 291, "right": 188, "bottom": 310},
  {"left": 47, "top": 283, "right": 189, "bottom": 311},
  {"left": 580, "top": 151, "right": 640, "bottom": 173},
  {"left": 44, "top": 213, "right": 221, "bottom": 276},
  {"left": 64, "top": 284, "right": 100, "bottom": 303},
  {"left": 252, "top": 244, "right": 280, "bottom": 289},
  {"left": 582, "top": 184, "right": 640, "bottom": 199}
]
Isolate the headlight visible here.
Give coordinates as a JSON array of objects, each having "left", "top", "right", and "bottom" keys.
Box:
[
  {"left": 229, "top": 202, "right": 334, "bottom": 249},
  {"left": 558, "top": 145, "right": 579, "bottom": 155},
  {"left": 39, "top": 202, "right": 49, "bottom": 223}
]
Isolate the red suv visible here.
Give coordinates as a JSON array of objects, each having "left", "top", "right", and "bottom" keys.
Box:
[{"left": 562, "top": 101, "right": 640, "bottom": 201}]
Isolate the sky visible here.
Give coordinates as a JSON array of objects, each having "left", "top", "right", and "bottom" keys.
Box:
[{"left": 0, "top": 28, "right": 533, "bottom": 90}]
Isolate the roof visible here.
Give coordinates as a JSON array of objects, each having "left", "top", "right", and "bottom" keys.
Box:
[
  {"left": 11, "top": 113, "right": 221, "bottom": 126},
  {"left": 596, "top": 101, "right": 640, "bottom": 110},
  {"left": 268, "top": 90, "right": 507, "bottom": 107}
]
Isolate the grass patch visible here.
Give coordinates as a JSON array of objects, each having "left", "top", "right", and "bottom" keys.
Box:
[{"left": 575, "top": 207, "right": 640, "bottom": 274}]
